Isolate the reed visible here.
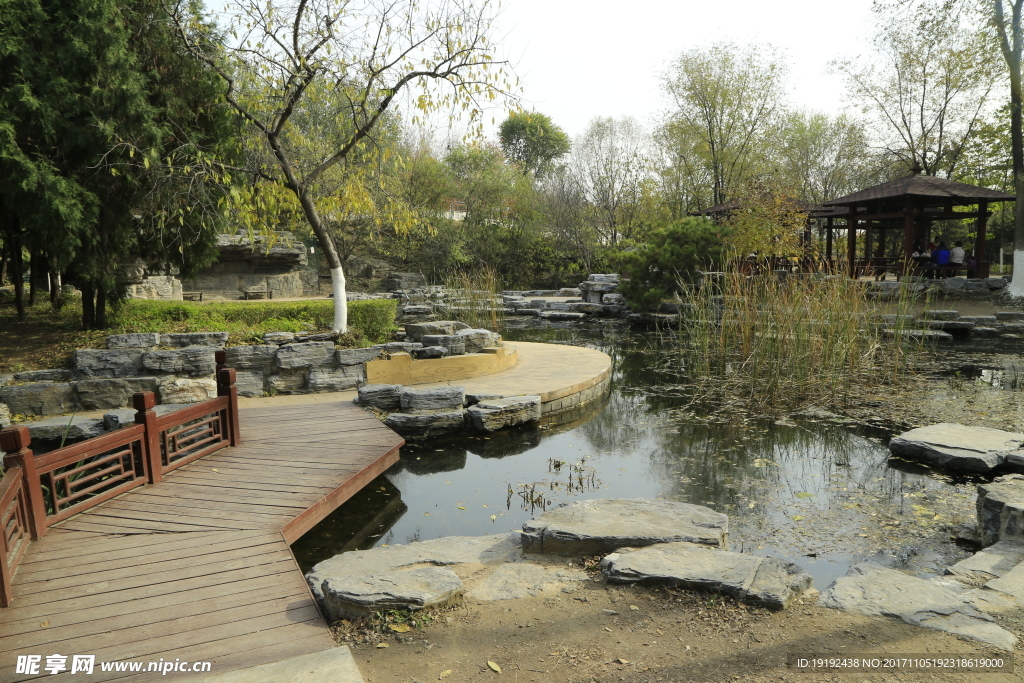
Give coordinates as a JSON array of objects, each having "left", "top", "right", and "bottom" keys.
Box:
[
  {"left": 442, "top": 266, "right": 505, "bottom": 331},
  {"left": 677, "top": 266, "right": 927, "bottom": 415}
]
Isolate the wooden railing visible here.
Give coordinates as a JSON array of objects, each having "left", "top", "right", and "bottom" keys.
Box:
[{"left": 0, "top": 351, "right": 240, "bottom": 606}]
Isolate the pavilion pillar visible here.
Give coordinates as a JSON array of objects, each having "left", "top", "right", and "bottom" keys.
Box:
[
  {"left": 847, "top": 215, "right": 858, "bottom": 278},
  {"left": 903, "top": 206, "right": 915, "bottom": 277},
  {"left": 865, "top": 223, "right": 873, "bottom": 262},
  {"left": 976, "top": 200, "right": 990, "bottom": 278},
  {"left": 826, "top": 217, "right": 834, "bottom": 263}
]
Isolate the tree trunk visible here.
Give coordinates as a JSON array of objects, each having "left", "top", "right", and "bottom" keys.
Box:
[
  {"left": 28, "top": 247, "right": 39, "bottom": 306},
  {"left": 82, "top": 282, "right": 95, "bottom": 330},
  {"left": 96, "top": 287, "right": 107, "bottom": 329},
  {"left": 0, "top": 241, "right": 7, "bottom": 285},
  {"left": 49, "top": 256, "right": 62, "bottom": 311},
  {"left": 295, "top": 187, "right": 347, "bottom": 332},
  {"left": 9, "top": 225, "right": 25, "bottom": 321}
]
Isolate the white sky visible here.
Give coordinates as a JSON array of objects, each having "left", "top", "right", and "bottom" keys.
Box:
[{"left": 485, "top": 0, "right": 879, "bottom": 138}]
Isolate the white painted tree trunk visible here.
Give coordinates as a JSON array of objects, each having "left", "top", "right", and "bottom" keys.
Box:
[
  {"left": 1009, "top": 250, "right": 1024, "bottom": 298},
  {"left": 331, "top": 266, "right": 348, "bottom": 333}
]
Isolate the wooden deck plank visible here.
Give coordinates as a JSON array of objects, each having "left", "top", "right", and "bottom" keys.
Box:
[{"left": 1, "top": 400, "right": 403, "bottom": 680}]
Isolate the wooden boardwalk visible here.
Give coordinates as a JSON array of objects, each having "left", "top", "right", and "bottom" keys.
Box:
[{"left": 0, "top": 401, "right": 403, "bottom": 682}]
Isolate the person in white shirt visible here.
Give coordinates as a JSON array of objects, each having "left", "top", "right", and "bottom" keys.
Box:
[{"left": 950, "top": 241, "right": 965, "bottom": 266}]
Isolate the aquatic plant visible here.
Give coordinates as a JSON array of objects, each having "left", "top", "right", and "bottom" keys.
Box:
[
  {"left": 676, "top": 265, "right": 928, "bottom": 415},
  {"left": 442, "top": 266, "right": 505, "bottom": 331}
]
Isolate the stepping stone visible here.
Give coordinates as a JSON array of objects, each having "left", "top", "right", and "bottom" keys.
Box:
[
  {"left": 888, "top": 423, "right": 1024, "bottom": 473},
  {"left": 319, "top": 567, "right": 463, "bottom": 620},
  {"left": 819, "top": 563, "right": 1016, "bottom": 651},
  {"left": 521, "top": 498, "right": 728, "bottom": 555},
  {"left": 306, "top": 534, "right": 521, "bottom": 601},
  {"left": 977, "top": 474, "right": 1024, "bottom": 546},
  {"left": 945, "top": 540, "right": 1024, "bottom": 585},
  {"left": 466, "top": 396, "right": 541, "bottom": 432},
  {"left": 601, "top": 542, "right": 811, "bottom": 609}
]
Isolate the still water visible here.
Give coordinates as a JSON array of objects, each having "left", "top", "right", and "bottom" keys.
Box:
[{"left": 291, "top": 321, "right": 977, "bottom": 588}]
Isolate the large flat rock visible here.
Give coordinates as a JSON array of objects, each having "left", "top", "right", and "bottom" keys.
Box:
[
  {"left": 888, "top": 423, "right": 1024, "bottom": 473},
  {"left": 521, "top": 498, "right": 728, "bottom": 555},
  {"left": 467, "top": 563, "right": 587, "bottom": 601},
  {"left": 945, "top": 540, "right": 1024, "bottom": 585},
  {"left": 319, "top": 567, "right": 463, "bottom": 620},
  {"left": 306, "top": 534, "right": 520, "bottom": 602},
  {"left": 820, "top": 562, "right": 1016, "bottom": 651},
  {"left": 977, "top": 474, "right": 1024, "bottom": 546},
  {"left": 601, "top": 542, "right": 811, "bottom": 609}
]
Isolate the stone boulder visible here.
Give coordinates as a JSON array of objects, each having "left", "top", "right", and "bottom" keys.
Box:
[
  {"left": 888, "top": 423, "right": 1024, "bottom": 473},
  {"left": 411, "top": 346, "right": 450, "bottom": 360},
  {"left": 400, "top": 386, "right": 465, "bottom": 412},
  {"left": 158, "top": 378, "right": 217, "bottom": 404},
  {"left": 161, "top": 332, "right": 228, "bottom": 348},
  {"left": 356, "top": 384, "right": 402, "bottom": 411},
  {"left": 540, "top": 311, "right": 586, "bottom": 321},
  {"left": 385, "top": 272, "right": 427, "bottom": 290},
  {"left": 466, "top": 396, "right": 541, "bottom": 432},
  {"left": 601, "top": 542, "right": 811, "bottom": 609},
  {"left": 306, "top": 533, "right": 520, "bottom": 601},
  {"left": 308, "top": 366, "right": 363, "bottom": 392},
  {"left": 263, "top": 332, "right": 295, "bottom": 345},
  {"left": 404, "top": 320, "right": 470, "bottom": 342},
  {"left": 420, "top": 335, "right": 467, "bottom": 356},
  {"left": 336, "top": 347, "right": 383, "bottom": 366},
  {"left": 233, "top": 370, "right": 266, "bottom": 397},
  {"left": 73, "top": 349, "right": 144, "bottom": 378},
  {"left": 567, "top": 302, "right": 604, "bottom": 314},
  {"left": 224, "top": 345, "right": 278, "bottom": 371},
  {"left": 0, "top": 403, "right": 10, "bottom": 428},
  {"left": 819, "top": 562, "right": 1016, "bottom": 651},
  {"left": 319, "top": 567, "right": 463, "bottom": 620},
  {"left": 521, "top": 498, "right": 729, "bottom": 555},
  {"left": 12, "top": 369, "right": 73, "bottom": 382},
  {"left": 0, "top": 383, "right": 78, "bottom": 417},
  {"left": 276, "top": 342, "right": 334, "bottom": 369},
  {"left": 142, "top": 346, "right": 218, "bottom": 377},
  {"left": 977, "top": 475, "right": 1024, "bottom": 546},
  {"left": 455, "top": 328, "right": 497, "bottom": 353},
  {"left": 27, "top": 415, "right": 106, "bottom": 444},
  {"left": 384, "top": 410, "right": 464, "bottom": 438},
  {"left": 76, "top": 378, "right": 160, "bottom": 410},
  {"left": 106, "top": 333, "right": 160, "bottom": 349}
]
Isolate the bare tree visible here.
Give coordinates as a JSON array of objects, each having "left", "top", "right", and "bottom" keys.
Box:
[{"left": 165, "top": 0, "right": 513, "bottom": 331}]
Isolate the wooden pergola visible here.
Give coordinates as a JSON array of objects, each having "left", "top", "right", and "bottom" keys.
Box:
[{"left": 817, "top": 166, "right": 1015, "bottom": 279}]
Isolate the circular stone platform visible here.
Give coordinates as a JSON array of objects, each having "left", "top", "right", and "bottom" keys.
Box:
[{"left": 237, "top": 341, "right": 612, "bottom": 417}]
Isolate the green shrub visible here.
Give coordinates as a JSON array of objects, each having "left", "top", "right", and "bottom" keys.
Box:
[
  {"left": 348, "top": 299, "right": 398, "bottom": 343},
  {"left": 616, "top": 218, "right": 731, "bottom": 312}
]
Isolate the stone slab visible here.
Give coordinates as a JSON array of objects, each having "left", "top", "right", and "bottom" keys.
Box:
[
  {"left": 225, "top": 345, "right": 278, "bottom": 371},
  {"left": 977, "top": 474, "right": 1024, "bottom": 546},
  {"left": 73, "top": 349, "right": 144, "bottom": 379},
  {"left": 356, "top": 384, "right": 403, "bottom": 411},
  {"left": 466, "top": 396, "right": 541, "bottom": 432},
  {"left": 521, "top": 498, "right": 729, "bottom": 555},
  {"left": 142, "top": 346, "right": 218, "bottom": 377},
  {"left": 820, "top": 562, "right": 1015, "bottom": 651},
  {"left": 602, "top": 542, "right": 811, "bottom": 609},
  {"left": 105, "top": 333, "right": 161, "bottom": 349},
  {"left": 308, "top": 366, "right": 363, "bottom": 392},
  {"left": 320, "top": 567, "right": 463, "bottom": 620},
  {"left": 400, "top": 386, "right": 465, "bottom": 412},
  {"left": 276, "top": 342, "right": 335, "bottom": 369},
  {"left": 0, "top": 383, "right": 78, "bottom": 417},
  {"left": 76, "top": 377, "right": 161, "bottom": 410},
  {"left": 27, "top": 415, "right": 106, "bottom": 443},
  {"left": 945, "top": 541, "right": 1024, "bottom": 586},
  {"left": 161, "top": 332, "right": 228, "bottom": 348},
  {"left": 888, "top": 423, "right": 1024, "bottom": 473},
  {"left": 158, "top": 378, "right": 217, "bottom": 404},
  {"left": 384, "top": 410, "right": 465, "bottom": 438}
]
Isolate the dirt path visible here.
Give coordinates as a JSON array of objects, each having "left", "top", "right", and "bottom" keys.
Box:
[{"left": 341, "top": 580, "right": 1021, "bottom": 683}]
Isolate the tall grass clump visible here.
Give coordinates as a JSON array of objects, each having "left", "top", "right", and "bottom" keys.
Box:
[
  {"left": 442, "top": 266, "right": 505, "bottom": 331},
  {"left": 677, "top": 267, "right": 927, "bottom": 415}
]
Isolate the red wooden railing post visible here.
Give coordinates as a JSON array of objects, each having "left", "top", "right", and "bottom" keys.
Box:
[
  {"left": 134, "top": 392, "right": 163, "bottom": 484},
  {"left": 217, "top": 364, "right": 240, "bottom": 447},
  {"left": 1, "top": 426, "right": 46, "bottom": 540}
]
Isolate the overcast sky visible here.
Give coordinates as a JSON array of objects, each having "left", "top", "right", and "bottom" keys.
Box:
[{"left": 484, "top": 0, "right": 879, "bottom": 139}]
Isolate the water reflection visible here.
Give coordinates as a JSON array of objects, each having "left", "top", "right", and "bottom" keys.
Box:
[{"left": 296, "top": 320, "right": 974, "bottom": 588}]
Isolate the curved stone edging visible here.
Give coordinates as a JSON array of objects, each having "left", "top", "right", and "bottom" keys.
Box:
[{"left": 365, "top": 345, "right": 517, "bottom": 386}]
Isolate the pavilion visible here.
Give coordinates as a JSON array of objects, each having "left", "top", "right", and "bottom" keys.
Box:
[{"left": 817, "top": 166, "right": 1015, "bottom": 279}]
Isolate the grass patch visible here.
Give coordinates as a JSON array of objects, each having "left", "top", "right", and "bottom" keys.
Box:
[
  {"left": 677, "top": 268, "right": 928, "bottom": 416},
  {"left": 442, "top": 267, "right": 505, "bottom": 331}
]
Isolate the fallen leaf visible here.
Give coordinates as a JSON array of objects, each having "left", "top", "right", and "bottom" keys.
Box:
[
  {"left": 487, "top": 660, "right": 502, "bottom": 673},
  {"left": 629, "top": 604, "right": 639, "bottom": 611},
  {"left": 747, "top": 502, "right": 755, "bottom": 508},
  {"left": 375, "top": 643, "right": 389, "bottom": 649},
  {"left": 616, "top": 658, "right": 630, "bottom": 664},
  {"left": 439, "top": 670, "right": 453, "bottom": 680},
  {"left": 211, "top": 468, "right": 220, "bottom": 473},
  {"left": 792, "top": 515, "right": 804, "bottom": 522},
  {"left": 795, "top": 492, "right": 814, "bottom": 499},
  {"left": 39, "top": 621, "right": 48, "bottom": 628},
  {"left": 458, "top": 506, "right": 466, "bottom": 510},
  {"left": 490, "top": 515, "right": 497, "bottom": 522},
  {"left": 424, "top": 512, "right": 430, "bottom": 516},
  {"left": 389, "top": 623, "right": 411, "bottom": 633}
]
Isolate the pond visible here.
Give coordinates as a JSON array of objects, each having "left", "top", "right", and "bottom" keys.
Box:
[{"left": 291, "top": 320, "right": 990, "bottom": 589}]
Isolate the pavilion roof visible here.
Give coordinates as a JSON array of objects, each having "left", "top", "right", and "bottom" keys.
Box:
[{"left": 822, "top": 171, "right": 1014, "bottom": 207}]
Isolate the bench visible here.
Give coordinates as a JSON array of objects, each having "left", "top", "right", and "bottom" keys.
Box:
[
  {"left": 242, "top": 289, "right": 273, "bottom": 300},
  {"left": 182, "top": 291, "right": 203, "bottom": 301}
]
